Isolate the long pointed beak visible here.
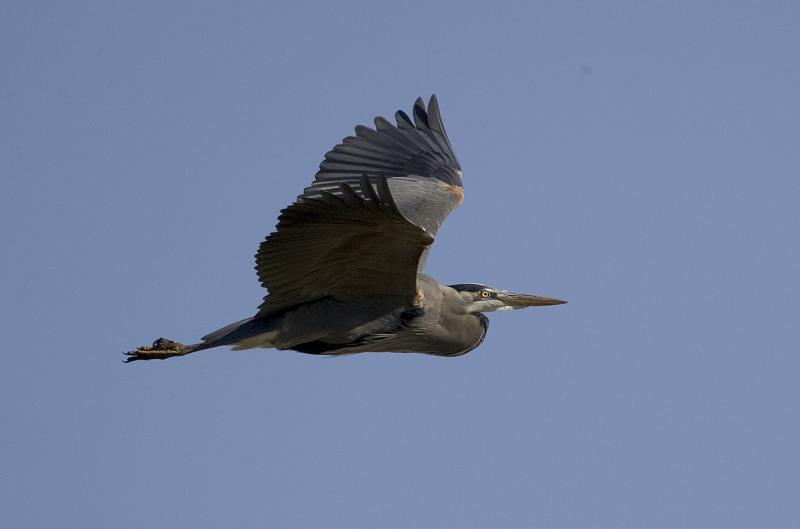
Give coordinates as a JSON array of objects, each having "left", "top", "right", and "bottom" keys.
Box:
[{"left": 500, "top": 292, "right": 567, "bottom": 309}]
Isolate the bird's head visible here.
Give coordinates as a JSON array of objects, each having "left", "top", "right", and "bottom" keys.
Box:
[{"left": 449, "top": 283, "right": 567, "bottom": 314}]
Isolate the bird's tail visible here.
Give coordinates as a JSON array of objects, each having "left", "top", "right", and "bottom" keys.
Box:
[{"left": 199, "top": 317, "right": 257, "bottom": 346}]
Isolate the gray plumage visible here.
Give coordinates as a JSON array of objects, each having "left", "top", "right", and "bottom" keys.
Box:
[{"left": 125, "top": 96, "right": 564, "bottom": 363}]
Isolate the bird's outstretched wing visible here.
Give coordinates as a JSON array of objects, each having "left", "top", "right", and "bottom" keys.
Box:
[
  {"left": 304, "top": 95, "right": 463, "bottom": 259},
  {"left": 255, "top": 176, "right": 434, "bottom": 316}
]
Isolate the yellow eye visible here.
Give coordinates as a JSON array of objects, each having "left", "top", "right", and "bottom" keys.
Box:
[{"left": 480, "top": 290, "right": 491, "bottom": 298}]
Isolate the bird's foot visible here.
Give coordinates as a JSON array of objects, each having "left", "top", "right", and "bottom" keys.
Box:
[{"left": 124, "top": 338, "right": 188, "bottom": 363}]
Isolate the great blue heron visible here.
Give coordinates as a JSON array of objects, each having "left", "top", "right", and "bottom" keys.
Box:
[{"left": 125, "top": 96, "right": 565, "bottom": 362}]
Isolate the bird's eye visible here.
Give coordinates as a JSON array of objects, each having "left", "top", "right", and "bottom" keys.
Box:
[{"left": 480, "top": 289, "right": 491, "bottom": 298}]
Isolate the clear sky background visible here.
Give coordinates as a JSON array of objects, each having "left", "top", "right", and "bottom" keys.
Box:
[{"left": 2, "top": 1, "right": 798, "bottom": 528}]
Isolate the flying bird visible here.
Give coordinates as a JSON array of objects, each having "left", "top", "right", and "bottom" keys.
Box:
[{"left": 126, "top": 96, "right": 565, "bottom": 362}]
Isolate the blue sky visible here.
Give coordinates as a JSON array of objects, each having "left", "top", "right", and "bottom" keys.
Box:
[{"left": 2, "top": 1, "right": 799, "bottom": 527}]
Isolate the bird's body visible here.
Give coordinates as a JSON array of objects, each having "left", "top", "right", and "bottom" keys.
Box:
[
  {"left": 191, "top": 274, "right": 488, "bottom": 357},
  {"left": 126, "top": 96, "right": 564, "bottom": 363}
]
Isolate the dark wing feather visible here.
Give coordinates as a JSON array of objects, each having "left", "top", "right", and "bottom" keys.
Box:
[
  {"left": 304, "top": 95, "right": 463, "bottom": 249},
  {"left": 256, "top": 176, "right": 434, "bottom": 316}
]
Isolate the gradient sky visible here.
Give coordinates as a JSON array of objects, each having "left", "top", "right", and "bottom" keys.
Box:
[{"left": 2, "top": 1, "right": 799, "bottom": 528}]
